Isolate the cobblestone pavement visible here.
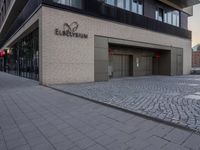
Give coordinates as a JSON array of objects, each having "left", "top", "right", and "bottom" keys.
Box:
[
  {"left": 52, "top": 76, "right": 200, "bottom": 132},
  {"left": 1, "top": 73, "right": 200, "bottom": 150}
]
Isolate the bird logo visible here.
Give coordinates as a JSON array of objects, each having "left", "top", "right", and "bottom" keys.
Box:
[{"left": 63, "top": 22, "right": 79, "bottom": 33}]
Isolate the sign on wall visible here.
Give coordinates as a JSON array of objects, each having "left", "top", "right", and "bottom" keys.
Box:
[{"left": 55, "top": 22, "right": 88, "bottom": 39}]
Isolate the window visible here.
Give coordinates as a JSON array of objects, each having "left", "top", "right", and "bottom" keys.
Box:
[
  {"left": 155, "top": 8, "right": 164, "bottom": 22},
  {"left": 155, "top": 7, "right": 179, "bottom": 27},
  {"left": 164, "top": 11, "right": 167, "bottom": 23},
  {"left": 138, "top": 0, "right": 143, "bottom": 15},
  {"left": 172, "top": 10, "right": 179, "bottom": 27},
  {"left": 167, "top": 11, "right": 172, "bottom": 24},
  {"left": 53, "top": 0, "right": 82, "bottom": 9},
  {"left": 132, "top": 0, "right": 137, "bottom": 13},
  {"left": 71, "top": 0, "right": 82, "bottom": 8},
  {"left": 106, "top": 0, "right": 115, "bottom": 6},
  {"left": 105, "top": 0, "right": 143, "bottom": 15},
  {"left": 132, "top": 0, "right": 143, "bottom": 15},
  {"left": 117, "top": 0, "right": 124, "bottom": 9},
  {"left": 125, "top": 0, "right": 131, "bottom": 11}
]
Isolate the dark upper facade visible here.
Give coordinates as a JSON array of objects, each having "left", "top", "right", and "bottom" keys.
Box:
[
  {"left": 0, "top": 0, "right": 11, "bottom": 27},
  {"left": 0, "top": 0, "right": 199, "bottom": 48}
]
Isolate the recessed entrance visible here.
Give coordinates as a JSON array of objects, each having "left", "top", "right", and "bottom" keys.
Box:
[
  {"left": 108, "top": 45, "right": 171, "bottom": 78},
  {"left": 94, "top": 36, "right": 183, "bottom": 82}
]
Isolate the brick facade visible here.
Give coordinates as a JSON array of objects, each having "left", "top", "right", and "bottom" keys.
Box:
[{"left": 192, "top": 48, "right": 200, "bottom": 67}]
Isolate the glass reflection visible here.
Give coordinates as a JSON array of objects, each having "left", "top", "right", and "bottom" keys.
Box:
[{"left": 6, "top": 29, "right": 39, "bottom": 80}]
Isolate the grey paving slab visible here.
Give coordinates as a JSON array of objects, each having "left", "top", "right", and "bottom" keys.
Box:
[
  {"left": 183, "top": 133, "right": 200, "bottom": 150},
  {"left": 1, "top": 72, "right": 200, "bottom": 150},
  {"left": 95, "top": 135, "right": 116, "bottom": 145},
  {"left": 54, "top": 140, "right": 74, "bottom": 150},
  {"left": 164, "top": 128, "right": 192, "bottom": 144},
  {"left": 0, "top": 140, "right": 7, "bottom": 150},
  {"left": 145, "top": 136, "right": 169, "bottom": 149},
  {"left": 162, "top": 143, "right": 189, "bottom": 150},
  {"left": 86, "top": 144, "right": 107, "bottom": 150},
  {"left": 31, "top": 143, "right": 55, "bottom": 150},
  {"left": 6, "top": 138, "right": 27, "bottom": 150},
  {"left": 52, "top": 76, "right": 200, "bottom": 132},
  {"left": 12, "top": 145, "right": 31, "bottom": 150}
]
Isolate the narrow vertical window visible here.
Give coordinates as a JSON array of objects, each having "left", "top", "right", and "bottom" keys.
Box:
[
  {"left": 157, "top": 8, "right": 164, "bottom": 21},
  {"left": 177, "top": 13, "right": 180, "bottom": 27},
  {"left": 117, "top": 0, "right": 124, "bottom": 9},
  {"left": 167, "top": 11, "right": 172, "bottom": 24},
  {"left": 125, "top": 0, "right": 130, "bottom": 11},
  {"left": 164, "top": 11, "right": 168, "bottom": 23},
  {"left": 138, "top": 0, "right": 143, "bottom": 15},
  {"left": 172, "top": 10, "right": 179, "bottom": 27},
  {"left": 132, "top": 0, "right": 137, "bottom": 13}
]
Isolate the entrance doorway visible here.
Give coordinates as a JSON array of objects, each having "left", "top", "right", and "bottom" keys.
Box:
[
  {"left": 109, "top": 45, "right": 172, "bottom": 78},
  {"left": 152, "top": 51, "right": 171, "bottom": 75},
  {"left": 109, "top": 54, "right": 133, "bottom": 78}
]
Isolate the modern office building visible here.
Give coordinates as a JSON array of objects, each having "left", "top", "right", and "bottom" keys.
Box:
[{"left": 0, "top": 0, "right": 199, "bottom": 85}]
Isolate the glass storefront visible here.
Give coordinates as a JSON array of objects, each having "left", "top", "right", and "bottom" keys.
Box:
[{"left": 5, "top": 29, "right": 39, "bottom": 80}]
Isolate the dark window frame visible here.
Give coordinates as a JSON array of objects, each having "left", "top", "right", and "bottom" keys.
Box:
[{"left": 155, "top": 4, "right": 180, "bottom": 27}]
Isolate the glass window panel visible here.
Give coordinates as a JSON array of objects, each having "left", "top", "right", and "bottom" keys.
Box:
[
  {"left": 117, "top": 0, "right": 124, "bottom": 9},
  {"left": 138, "top": 1, "right": 143, "bottom": 15},
  {"left": 174, "top": 11, "right": 179, "bottom": 27},
  {"left": 172, "top": 13, "right": 177, "bottom": 26},
  {"left": 132, "top": 0, "right": 137, "bottom": 13},
  {"left": 167, "top": 11, "right": 172, "bottom": 24},
  {"left": 125, "top": 0, "right": 130, "bottom": 11},
  {"left": 158, "top": 8, "right": 163, "bottom": 21},
  {"left": 71, "top": 0, "right": 82, "bottom": 8},
  {"left": 106, "top": 0, "right": 115, "bottom": 5},
  {"left": 164, "top": 11, "right": 167, "bottom": 23},
  {"left": 53, "top": 0, "right": 82, "bottom": 8},
  {"left": 61, "top": 0, "right": 67, "bottom": 5},
  {"left": 155, "top": 9, "right": 158, "bottom": 20},
  {"left": 176, "top": 14, "right": 179, "bottom": 27}
]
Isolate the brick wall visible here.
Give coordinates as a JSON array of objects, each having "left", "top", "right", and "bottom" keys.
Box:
[{"left": 192, "top": 50, "right": 200, "bottom": 67}]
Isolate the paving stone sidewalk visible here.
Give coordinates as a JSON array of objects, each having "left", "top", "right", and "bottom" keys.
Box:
[
  {"left": 1, "top": 72, "right": 200, "bottom": 150},
  {"left": 52, "top": 76, "right": 200, "bottom": 132}
]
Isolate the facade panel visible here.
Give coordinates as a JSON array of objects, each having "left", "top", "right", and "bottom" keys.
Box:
[
  {"left": 0, "top": 0, "right": 195, "bottom": 84},
  {"left": 40, "top": 6, "right": 190, "bottom": 84}
]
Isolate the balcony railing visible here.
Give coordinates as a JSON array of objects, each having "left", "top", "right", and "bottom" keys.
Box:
[{"left": 0, "top": 0, "right": 192, "bottom": 48}]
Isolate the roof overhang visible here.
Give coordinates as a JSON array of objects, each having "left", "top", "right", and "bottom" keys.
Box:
[
  {"left": 169, "top": 0, "right": 200, "bottom": 8},
  {"left": 0, "top": 0, "right": 28, "bottom": 42},
  {"left": 161, "top": 0, "right": 200, "bottom": 8}
]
